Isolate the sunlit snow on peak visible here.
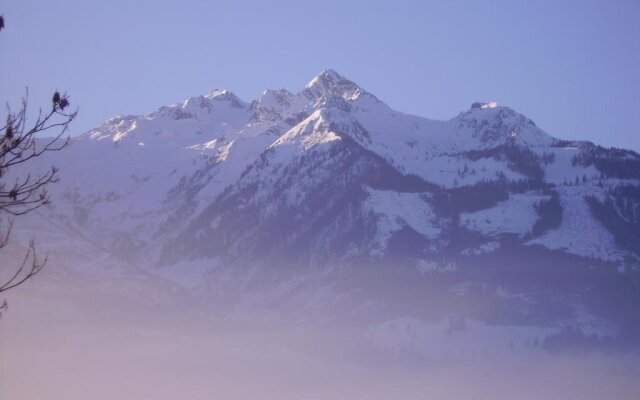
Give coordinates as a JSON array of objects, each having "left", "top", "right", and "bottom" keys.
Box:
[{"left": 471, "top": 101, "right": 499, "bottom": 109}]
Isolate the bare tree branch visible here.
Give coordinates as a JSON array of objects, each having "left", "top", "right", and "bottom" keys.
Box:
[
  {"left": 0, "top": 240, "right": 46, "bottom": 292},
  {"left": 0, "top": 89, "right": 76, "bottom": 296}
]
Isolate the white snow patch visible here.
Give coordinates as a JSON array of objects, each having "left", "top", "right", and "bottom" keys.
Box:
[
  {"left": 545, "top": 147, "right": 601, "bottom": 185},
  {"left": 527, "top": 185, "right": 624, "bottom": 261},
  {"left": 461, "top": 192, "right": 544, "bottom": 238},
  {"left": 481, "top": 101, "right": 499, "bottom": 109},
  {"left": 364, "top": 189, "right": 442, "bottom": 256}
]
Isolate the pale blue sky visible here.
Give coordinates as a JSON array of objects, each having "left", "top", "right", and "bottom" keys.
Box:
[{"left": 1, "top": 0, "right": 639, "bottom": 150}]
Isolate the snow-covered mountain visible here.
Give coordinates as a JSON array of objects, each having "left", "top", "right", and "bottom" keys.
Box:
[{"left": 7, "top": 70, "right": 640, "bottom": 351}]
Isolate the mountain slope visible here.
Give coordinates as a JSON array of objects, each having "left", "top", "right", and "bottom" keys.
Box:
[{"left": 6, "top": 70, "right": 640, "bottom": 350}]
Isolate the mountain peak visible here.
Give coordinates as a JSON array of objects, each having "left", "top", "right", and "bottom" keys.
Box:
[
  {"left": 205, "top": 89, "right": 241, "bottom": 101},
  {"left": 305, "top": 69, "right": 346, "bottom": 87},
  {"left": 259, "top": 88, "right": 293, "bottom": 106},
  {"left": 202, "top": 89, "right": 246, "bottom": 109},
  {"left": 454, "top": 103, "right": 555, "bottom": 147},
  {"left": 303, "top": 69, "right": 363, "bottom": 101}
]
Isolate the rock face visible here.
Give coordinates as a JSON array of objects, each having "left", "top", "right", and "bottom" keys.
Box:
[{"left": 8, "top": 70, "right": 640, "bottom": 350}]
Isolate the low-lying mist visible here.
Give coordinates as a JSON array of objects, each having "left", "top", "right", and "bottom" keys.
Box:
[{"left": 1, "top": 259, "right": 639, "bottom": 400}]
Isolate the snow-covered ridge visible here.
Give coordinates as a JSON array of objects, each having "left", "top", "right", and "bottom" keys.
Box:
[
  {"left": 12, "top": 69, "right": 639, "bottom": 270},
  {"left": 80, "top": 69, "right": 556, "bottom": 156}
]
